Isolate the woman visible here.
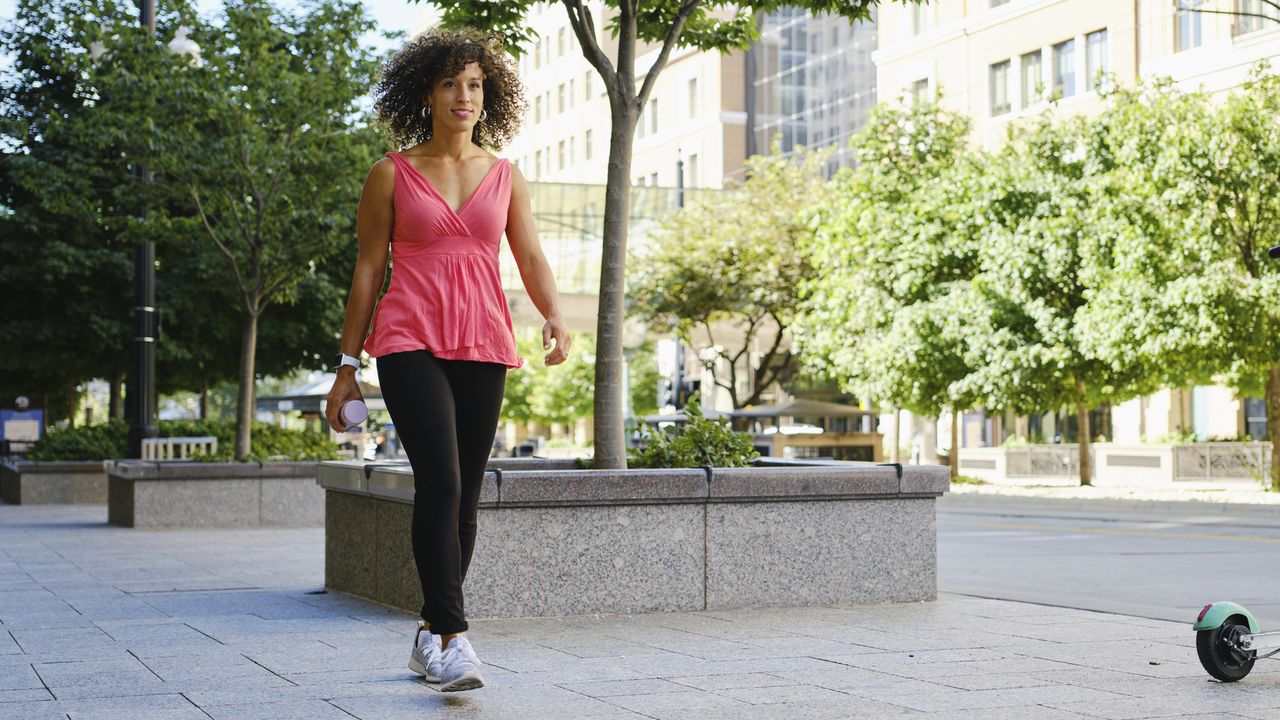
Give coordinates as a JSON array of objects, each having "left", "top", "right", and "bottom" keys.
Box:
[{"left": 325, "top": 30, "right": 570, "bottom": 693}]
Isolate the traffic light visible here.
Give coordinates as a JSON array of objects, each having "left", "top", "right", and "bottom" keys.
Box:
[{"left": 658, "top": 379, "right": 675, "bottom": 408}]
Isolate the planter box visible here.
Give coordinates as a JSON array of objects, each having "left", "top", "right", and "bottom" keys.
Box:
[
  {"left": 958, "top": 442, "right": 1272, "bottom": 485},
  {"left": 318, "top": 460, "right": 949, "bottom": 619},
  {"left": 0, "top": 460, "right": 108, "bottom": 504},
  {"left": 108, "top": 461, "right": 322, "bottom": 528}
]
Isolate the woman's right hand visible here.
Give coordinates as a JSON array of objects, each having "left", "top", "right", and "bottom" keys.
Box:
[{"left": 325, "top": 370, "right": 364, "bottom": 433}]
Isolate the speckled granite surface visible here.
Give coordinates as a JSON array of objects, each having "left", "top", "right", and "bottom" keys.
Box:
[
  {"left": 0, "top": 461, "right": 107, "bottom": 504},
  {"left": 320, "top": 462, "right": 947, "bottom": 618},
  {"left": 108, "top": 463, "right": 323, "bottom": 528}
]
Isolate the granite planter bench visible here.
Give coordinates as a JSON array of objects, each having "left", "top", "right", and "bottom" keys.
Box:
[
  {"left": 107, "top": 461, "right": 322, "bottom": 528},
  {"left": 0, "top": 460, "right": 108, "bottom": 504},
  {"left": 318, "top": 459, "right": 949, "bottom": 619}
]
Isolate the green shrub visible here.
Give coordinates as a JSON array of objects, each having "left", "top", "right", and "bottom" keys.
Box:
[
  {"left": 629, "top": 396, "right": 759, "bottom": 469},
  {"left": 26, "top": 419, "right": 339, "bottom": 462},
  {"left": 27, "top": 421, "right": 128, "bottom": 461}
]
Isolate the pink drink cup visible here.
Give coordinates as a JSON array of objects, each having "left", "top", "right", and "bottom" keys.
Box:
[{"left": 340, "top": 399, "right": 368, "bottom": 430}]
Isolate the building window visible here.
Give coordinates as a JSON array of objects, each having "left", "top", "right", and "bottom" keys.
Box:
[
  {"left": 648, "top": 98, "right": 658, "bottom": 135},
  {"left": 584, "top": 129, "right": 592, "bottom": 160},
  {"left": 990, "top": 60, "right": 1011, "bottom": 115},
  {"left": 569, "top": 136, "right": 575, "bottom": 166},
  {"left": 911, "top": 78, "right": 930, "bottom": 104},
  {"left": 534, "top": 149, "right": 543, "bottom": 179},
  {"left": 911, "top": 4, "right": 930, "bottom": 35},
  {"left": 650, "top": 172, "right": 658, "bottom": 186},
  {"left": 687, "top": 153, "right": 698, "bottom": 187},
  {"left": 1234, "top": 0, "right": 1280, "bottom": 35},
  {"left": 991, "top": 0, "right": 1011, "bottom": 6},
  {"left": 534, "top": 40, "right": 542, "bottom": 69},
  {"left": 1085, "top": 29, "right": 1108, "bottom": 90},
  {"left": 535, "top": 95, "right": 543, "bottom": 123},
  {"left": 688, "top": 77, "right": 699, "bottom": 118},
  {"left": 1177, "top": 1, "right": 1203, "bottom": 51},
  {"left": 558, "top": 83, "right": 566, "bottom": 113},
  {"left": 584, "top": 71, "right": 593, "bottom": 101},
  {"left": 557, "top": 27, "right": 566, "bottom": 56},
  {"left": 1053, "top": 39, "right": 1076, "bottom": 97},
  {"left": 558, "top": 140, "right": 566, "bottom": 170},
  {"left": 569, "top": 78, "right": 575, "bottom": 107},
  {"left": 1021, "top": 50, "right": 1042, "bottom": 108}
]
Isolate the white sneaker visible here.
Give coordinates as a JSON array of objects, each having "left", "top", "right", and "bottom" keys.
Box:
[
  {"left": 438, "top": 636, "right": 485, "bottom": 692},
  {"left": 408, "top": 624, "right": 443, "bottom": 682}
]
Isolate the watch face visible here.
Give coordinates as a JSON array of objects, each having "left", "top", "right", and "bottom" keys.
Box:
[{"left": 334, "top": 354, "right": 344, "bottom": 367}]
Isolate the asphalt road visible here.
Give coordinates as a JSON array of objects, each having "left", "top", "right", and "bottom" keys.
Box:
[{"left": 937, "top": 498, "right": 1280, "bottom": 629}]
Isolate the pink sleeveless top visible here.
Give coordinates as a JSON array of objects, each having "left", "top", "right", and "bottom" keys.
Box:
[{"left": 363, "top": 153, "right": 524, "bottom": 368}]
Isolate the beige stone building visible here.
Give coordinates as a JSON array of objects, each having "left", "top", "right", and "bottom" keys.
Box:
[
  {"left": 504, "top": 3, "right": 747, "bottom": 190},
  {"left": 874, "top": 0, "right": 1280, "bottom": 455}
]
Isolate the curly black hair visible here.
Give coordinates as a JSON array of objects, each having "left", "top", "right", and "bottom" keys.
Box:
[{"left": 373, "top": 28, "right": 526, "bottom": 150}]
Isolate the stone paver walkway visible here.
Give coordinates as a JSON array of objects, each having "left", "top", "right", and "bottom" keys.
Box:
[{"left": 2, "top": 503, "right": 1279, "bottom": 720}]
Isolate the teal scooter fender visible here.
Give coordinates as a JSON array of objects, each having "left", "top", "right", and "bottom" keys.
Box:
[{"left": 1194, "top": 602, "right": 1260, "bottom": 633}]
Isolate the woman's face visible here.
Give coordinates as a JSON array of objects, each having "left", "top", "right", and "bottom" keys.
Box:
[{"left": 427, "top": 61, "right": 485, "bottom": 135}]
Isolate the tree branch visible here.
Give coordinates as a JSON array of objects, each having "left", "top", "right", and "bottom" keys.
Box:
[
  {"left": 190, "top": 187, "right": 252, "bottom": 313},
  {"left": 561, "top": 0, "right": 617, "bottom": 87},
  {"left": 636, "top": 0, "right": 704, "bottom": 109}
]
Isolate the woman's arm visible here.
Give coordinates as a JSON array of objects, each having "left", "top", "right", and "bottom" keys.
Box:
[
  {"left": 325, "top": 158, "right": 394, "bottom": 431},
  {"left": 506, "top": 164, "right": 572, "bottom": 365}
]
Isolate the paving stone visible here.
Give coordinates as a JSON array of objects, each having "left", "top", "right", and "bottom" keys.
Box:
[
  {"left": 0, "top": 687, "right": 54, "bottom": 703},
  {"left": 715, "top": 683, "right": 856, "bottom": 705},
  {"left": 0, "top": 662, "right": 42, "bottom": 690},
  {"left": 203, "top": 698, "right": 355, "bottom": 719},
  {"left": 0, "top": 700, "right": 68, "bottom": 719},
  {"left": 59, "top": 692, "right": 209, "bottom": 719},
  {"left": 557, "top": 677, "right": 689, "bottom": 697},
  {"left": 667, "top": 672, "right": 796, "bottom": 691}
]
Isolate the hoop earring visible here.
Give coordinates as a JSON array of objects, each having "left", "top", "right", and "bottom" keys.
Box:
[
  {"left": 480, "top": 109, "right": 488, "bottom": 122},
  {"left": 422, "top": 105, "right": 431, "bottom": 120}
]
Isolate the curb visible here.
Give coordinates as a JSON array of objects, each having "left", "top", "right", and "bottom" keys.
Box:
[{"left": 939, "top": 490, "right": 1280, "bottom": 517}]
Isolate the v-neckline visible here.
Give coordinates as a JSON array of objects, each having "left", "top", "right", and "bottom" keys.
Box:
[{"left": 394, "top": 153, "right": 503, "bottom": 217}]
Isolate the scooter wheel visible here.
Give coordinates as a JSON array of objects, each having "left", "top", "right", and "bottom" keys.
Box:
[{"left": 1196, "top": 616, "right": 1256, "bottom": 682}]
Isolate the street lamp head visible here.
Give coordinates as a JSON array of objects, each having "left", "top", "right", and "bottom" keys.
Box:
[{"left": 167, "top": 26, "right": 202, "bottom": 67}]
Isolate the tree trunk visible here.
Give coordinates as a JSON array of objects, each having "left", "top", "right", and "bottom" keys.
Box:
[
  {"left": 949, "top": 408, "right": 959, "bottom": 477},
  {"left": 591, "top": 107, "right": 637, "bottom": 469},
  {"left": 234, "top": 310, "right": 259, "bottom": 459},
  {"left": 199, "top": 379, "right": 209, "bottom": 420},
  {"left": 1267, "top": 364, "right": 1280, "bottom": 491},
  {"left": 892, "top": 407, "right": 901, "bottom": 464},
  {"left": 1076, "top": 379, "right": 1092, "bottom": 487},
  {"left": 109, "top": 371, "right": 124, "bottom": 422}
]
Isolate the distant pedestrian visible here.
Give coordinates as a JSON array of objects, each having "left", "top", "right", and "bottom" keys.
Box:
[{"left": 325, "top": 28, "right": 571, "bottom": 693}]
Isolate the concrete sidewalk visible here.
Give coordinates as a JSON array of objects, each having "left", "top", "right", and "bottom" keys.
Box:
[{"left": 1, "top": 503, "right": 1278, "bottom": 720}]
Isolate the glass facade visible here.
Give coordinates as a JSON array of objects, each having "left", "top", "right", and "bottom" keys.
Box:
[{"left": 747, "top": 7, "right": 878, "bottom": 175}]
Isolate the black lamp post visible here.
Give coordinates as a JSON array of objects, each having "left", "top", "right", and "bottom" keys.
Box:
[{"left": 126, "top": 0, "right": 159, "bottom": 458}]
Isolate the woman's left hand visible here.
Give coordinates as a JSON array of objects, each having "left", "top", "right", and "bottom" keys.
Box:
[{"left": 542, "top": 315, "right": 572, "bottom": 366}]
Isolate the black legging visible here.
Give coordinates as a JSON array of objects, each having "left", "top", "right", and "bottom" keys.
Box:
[{"left": 376, "top": 350, "right": 506, "bottom": 635}]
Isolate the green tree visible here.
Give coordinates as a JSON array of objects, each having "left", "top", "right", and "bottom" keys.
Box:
[
  {"left": 89, "top": 0, "right": 383, "bottom": 457},
  {"left": 795, "top": 101, "right": 980, "bottom": 476},
  {"left": 420, "top": 0, "right": 924, "bottom": 468},
  {"left": 630, "top": 146, "right": 828, "bottom": 408},
  {"left": 504, "top": 330, "right": 596, "bottom": 430},
  {"left": 1079, "top": 71, "right": 1280, "bottom": 490},
  {"left": 0, "top": 0, "right": 166, "bottom": 425},
  {"left": 957, "top": 115, "right": 1162, "bottom": 486}
]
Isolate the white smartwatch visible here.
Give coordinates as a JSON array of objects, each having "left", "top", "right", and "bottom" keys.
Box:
[{"left": 334, "top": 353, "right": 360, "bottom": 371}]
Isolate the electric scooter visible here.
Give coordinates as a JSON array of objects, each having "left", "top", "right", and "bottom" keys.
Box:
[
  {"left": 1193, "top": 242, "right": 1280, "bottom": 682},
  {"left": 1194, "top": 602, "right": 1280, "bottom": 681}
]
